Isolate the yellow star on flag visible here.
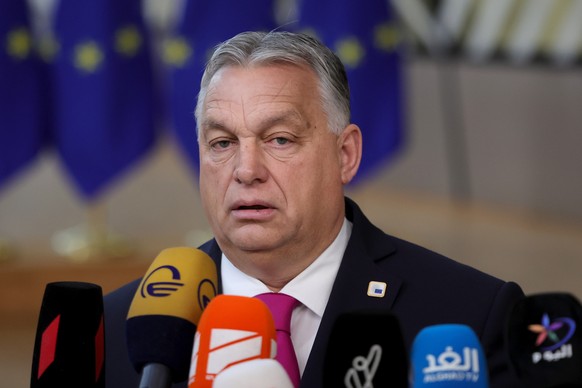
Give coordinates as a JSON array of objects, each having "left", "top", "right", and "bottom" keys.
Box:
[
  {"left": 162, "top": 37, "right": 192, "bottom": 68},
  {"left": 5, "top": 27, "right": 31, "bottom": 60},
  {"left": 374, "top": 22, "right": 400, "bottom": 52},
  {"left": 335, "top": 36, "right": 365, "bottom": 69},
  {"left": 74, "top": 41, "right": 104, "bottom": 73},
  {"left": 115, "top": 25, "right": 142, "bottom": 57}
]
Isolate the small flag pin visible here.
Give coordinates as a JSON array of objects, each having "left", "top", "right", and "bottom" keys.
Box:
[{"left": 367, "top": 281, "right": 387, "bottom": 298}]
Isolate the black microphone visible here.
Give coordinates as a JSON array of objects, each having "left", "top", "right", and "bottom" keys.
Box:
[
  {"left": 506, "top": 292, "right": 582, "bottom": 387},
  {"left": 126, "top": 247, "right": 218, "bottom": 387},
  {"left": 30, "top": 281, "right": 105, "bottom": 387},
  {"left": 323, "top": 311, "right": 408, "bottom": 388}
]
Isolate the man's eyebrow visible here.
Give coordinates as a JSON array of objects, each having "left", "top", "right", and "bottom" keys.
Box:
[
  {"left": 258, "top": 110, "right": 308, "bottom": 132},
  {"left": 200, "top": 118, "right": 229, "bottom": 131}
]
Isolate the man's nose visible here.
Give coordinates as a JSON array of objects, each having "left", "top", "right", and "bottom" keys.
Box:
[{"left": 233, "top": 142, "right": 268, "bottom": 185}]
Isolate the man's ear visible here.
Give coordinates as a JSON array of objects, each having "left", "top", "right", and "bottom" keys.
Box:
[{"left": 338, "top": 124, "right": 362, "bottom": 184}]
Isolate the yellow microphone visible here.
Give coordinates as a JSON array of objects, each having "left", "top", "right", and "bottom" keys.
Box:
[{"left": 126, "top": 247, "right": 218, "bottom": 387}]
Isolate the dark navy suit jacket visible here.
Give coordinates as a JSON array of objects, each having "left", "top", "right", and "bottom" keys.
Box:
[{"left": 104, "top": 197, "right": 524, "bottom": 387}]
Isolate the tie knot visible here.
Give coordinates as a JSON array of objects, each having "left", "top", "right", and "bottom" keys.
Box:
[{"left": 255, "top": 293, "right": 299, "bottom": 333}]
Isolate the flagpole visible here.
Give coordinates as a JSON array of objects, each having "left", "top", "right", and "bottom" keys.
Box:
[
  {"left": 51, "top": 200, "right": 134, "bottom": 262},
  {"left": 391, "top": 0, "right": 472, "bottom": 201},
  {"left": 437, "top": 60, "right": 472, "bottom": 202},
  {"left": 86, "top": 199, "right": 109, "bottom": 259},
  {"left": 429, "top": 8, "right": 472, "bottom": 202},
  {"left": 0, "top": 239, "right": 15, "bottom": 262}
]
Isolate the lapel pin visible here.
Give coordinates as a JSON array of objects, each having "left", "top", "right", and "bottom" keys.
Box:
[{"left": 367, "top": 281, "right": 387, "bottom": 298}]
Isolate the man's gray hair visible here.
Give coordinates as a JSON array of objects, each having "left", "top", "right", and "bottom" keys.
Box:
[{"left": 194, "top": 31, "right": 351, "bottom": 136}]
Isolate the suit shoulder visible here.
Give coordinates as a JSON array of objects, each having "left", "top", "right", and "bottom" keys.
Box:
[
  {"left": 102, "top": 279, "right": 143, "bottom": 387},
  {"left": 386, "top": 233, "right": 508, "bottom": 287},
  {"left": 104, "top": 278, "right": 141, "bottom": 313}
]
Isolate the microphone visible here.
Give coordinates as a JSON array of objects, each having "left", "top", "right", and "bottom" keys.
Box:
[
  {"left": 213, "top": 359, "right": 293, "bottom": 388},
  {"left": 410, "top": 324, "right": 489, "bottom": 387},
  {"left": 506, "top": 292, "right": 582, "bottom": 387},
  {"left": 323, "top": 311, "right": 408, "bottom": 388},
  {"left": 126, "top": 247, "right": 218, "bottom": 387},
  {"left": 188, "top": 294, "right": 277, "bottom": 387},
  {"left": 30, "top": 281, "right": 105, "bottom": 387}
]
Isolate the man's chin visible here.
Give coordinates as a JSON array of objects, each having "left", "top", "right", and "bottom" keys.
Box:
[{"left": 229, "top": 238, "right": 280, "bottom": 253}]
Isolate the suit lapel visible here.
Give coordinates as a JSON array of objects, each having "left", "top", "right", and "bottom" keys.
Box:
[
  {"left": 300, "top": 198, "right": 404, "bottom": 387},
  {"left": 200, "top": 239, "right": 224, "bottom": 294}
]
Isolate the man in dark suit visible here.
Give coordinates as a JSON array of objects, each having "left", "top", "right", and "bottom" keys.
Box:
[{"left": 104, "top": 31, "right": 524, "bottom": 387}]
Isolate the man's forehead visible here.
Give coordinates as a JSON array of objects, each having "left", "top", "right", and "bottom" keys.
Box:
[
  {"left": 201, "top": 105, "right": 310, "bottom": 135},
  {"left": 204, "top": 70, "right": 317, "bottom": 109},
  {"left": 206, "top": 63, "right": 316, "bottom": 91}
]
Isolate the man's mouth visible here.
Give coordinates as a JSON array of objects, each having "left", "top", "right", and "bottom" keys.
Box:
[
  {"left": 237, "top": 205, "right": 269, "bottom": 210},
  {"left": 231, "top": 202, "right": 275, "bottom": 219}
]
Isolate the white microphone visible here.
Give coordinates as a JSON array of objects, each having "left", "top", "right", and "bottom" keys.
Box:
[{"left": 212, "top": 359, "right": 293, "bottom": 388}]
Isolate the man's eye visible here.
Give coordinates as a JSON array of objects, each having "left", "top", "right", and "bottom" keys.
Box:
[
  {"left": 213, "top": 140, "right": 232, "bottom": 149},
  {"left": 273, "top": 137, "right": 289, "bottom": 145}
]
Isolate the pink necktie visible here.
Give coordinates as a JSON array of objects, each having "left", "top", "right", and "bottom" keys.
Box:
[{"left": 255, "top": 292, "right": 301, "bottom": 387}]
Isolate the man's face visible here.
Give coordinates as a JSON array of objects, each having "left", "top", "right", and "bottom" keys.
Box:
[{"left": 198, "top": 64, "right": 356, "bottom": 273}]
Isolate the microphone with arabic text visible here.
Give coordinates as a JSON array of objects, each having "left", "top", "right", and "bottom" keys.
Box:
[
  {"left": 126, "top": 247, "right": 218, "bottom": 387},
  {"left": 188, "top": 294, "right": 277, "bottom": 387},
  {"left": 505, "top": 292, "right": 582, "bottom": 387},
  {"left": 213, "top": 359, "right": 293, "bottom": 388},
  {"left": 410, "top": 324, "right": 489, "bottom": 387},
  {"left": 30, "top": 281, "right": 105, "bottom": 387},
  {"left": 323, "top": 311, "right": 408, "bottom": 388}
]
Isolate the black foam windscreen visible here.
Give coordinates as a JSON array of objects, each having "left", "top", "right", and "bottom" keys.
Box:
[
  {"left": 323, "top": 311, "right": 408, "bottom": 388},
  {"left": 126, "top": 315, "right": 196, "bottom": 380},
  {"left": 506, "top": 292, "right": 582, "bottom": 387},
  {"left": 30, "top": 281, "right": 105, "bottom": 387}
]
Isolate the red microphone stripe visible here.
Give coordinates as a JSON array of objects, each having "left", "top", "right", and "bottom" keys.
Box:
[
  {"left": 38, "top": 315, "right": 60, "bottom": 379},
  {"left": 95, "top": 315, "right": 105, "bottom": 381}
]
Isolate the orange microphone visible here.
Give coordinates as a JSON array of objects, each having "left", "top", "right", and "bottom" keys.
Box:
[{"left": 188, "top": 294, "right": 277, "bottom": 387}]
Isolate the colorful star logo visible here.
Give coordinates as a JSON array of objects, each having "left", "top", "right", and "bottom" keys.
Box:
[{"left": 528, "top": 313, "right": 576, "bottom": 351}]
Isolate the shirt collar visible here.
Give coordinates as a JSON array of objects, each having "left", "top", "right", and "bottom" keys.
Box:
[{"left": 221, "top": 218, "right": 352, "bottom": 317}]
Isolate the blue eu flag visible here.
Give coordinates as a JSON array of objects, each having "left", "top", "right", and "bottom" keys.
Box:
[
  {"left": 165, "top": 0, "right": 277, "bottom": 177},
  {"left": 0, "top": 0, "right": 47, "bottom": 190},
  {"left": 51, "top": 0, "right": 159, "bottom": 200},
  {"left": 295, "top": 0, "right": 404, "bottom": 183}
]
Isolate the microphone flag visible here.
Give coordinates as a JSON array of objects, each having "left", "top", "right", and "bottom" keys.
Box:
[
  {"left": 164, "top": 0, "right": 277, "bottom": 176},
  {"left": 188, "top": 294, "right": 277, "bottom": 387},
  {"left": 410, "top": 324, "right": 489, "bottom": 387},
  {"left": 506, "top": 292, "right": 582, "bottom": 387},
  {"left": 50, "top": 0, "right": 159, "bottom": 199},
  {"left": 0, "top": 0, "right": 47, "bottom": 190},
  {"left": 294, "top": 0, "right": 405, "bottom": 183},
  {"left": 126, "top": 247, "right": 218, "bottom": 383},
  {"left": 30, "top": 281, "right": 105, "bottom": 387}
]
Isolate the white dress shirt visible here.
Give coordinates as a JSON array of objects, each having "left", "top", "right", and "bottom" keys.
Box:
[{"left": 221, "top": 218, "right": 352, "bottom": 375}]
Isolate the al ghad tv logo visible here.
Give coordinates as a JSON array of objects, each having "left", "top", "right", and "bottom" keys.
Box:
[{"left": 528, "top": 313, "right": 576, "bottom": 364}]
